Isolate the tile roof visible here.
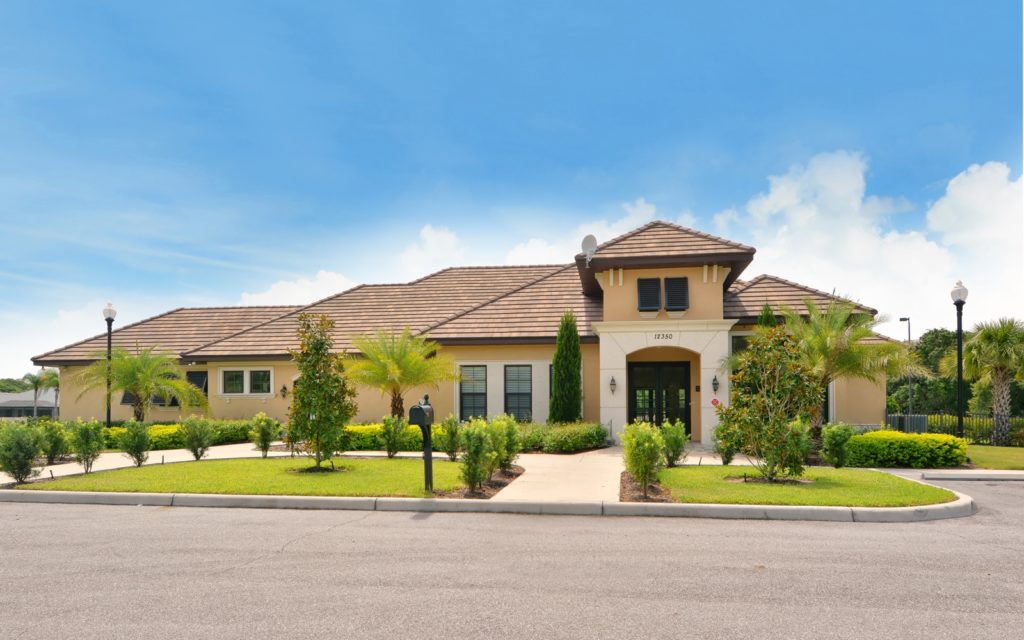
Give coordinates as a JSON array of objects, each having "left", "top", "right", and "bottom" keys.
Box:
[
  {"left": 724, "top": 274, "right": 877, "bottom": 321},
  {"left": 585, "top": 220, "right": 755, "bottom": 259},
  {"left": 185, "top": 265, "right": 565, "bottom": 358},
  {"left": 33, "top": 306, "right": 301, "bottom": 365},
  {"left": 0, "top": 389, "right": 56, "bottom": 408},
  {"left": 425, "top": 265, "right": 602, "bottom": 342}
]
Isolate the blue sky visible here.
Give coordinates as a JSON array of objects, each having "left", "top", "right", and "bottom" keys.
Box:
[{"left": 0, "top": 1, "right": 1021, "bottom": 376}]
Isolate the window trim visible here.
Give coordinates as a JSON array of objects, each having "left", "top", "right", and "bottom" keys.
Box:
[
  {"left": 504, "top": 364, "right": 532, "bottom": 422},
  {"left": 217, "top": 367, "right": 275, "bottom": 397},
  {"left": 459, "top": 365, "right": 487, "bottom": 421}
]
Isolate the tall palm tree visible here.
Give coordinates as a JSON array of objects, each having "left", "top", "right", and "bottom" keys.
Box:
[
  {"left": 40, "top": 369, "right": 60, "bottom": 418},
  {"left": 940, "top": 318, "right": 1024, "bottom": 446},
  {"left": 344, "top": 328, "right": 458, "bottom": 418},
  {"left": 20, "top": 370, "right": 49, "bottom": 418},
  {"left": 76, "top": 347, "right": 208, "bottom": 422},
  {"left": 782, "top": 300, "right": 927, "bottom": 437}
]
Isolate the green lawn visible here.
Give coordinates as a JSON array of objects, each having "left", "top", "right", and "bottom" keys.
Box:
[
  {"left": 967, "top": 445, "right": 1024, "bottom": 470},
  {"left": 657, "top": 466, "right": 956, "bottom": 507},
  {"left": 19, "top": 457, "right": 463, "bottom": 498}
]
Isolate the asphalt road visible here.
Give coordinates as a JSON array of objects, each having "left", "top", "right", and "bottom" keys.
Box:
[{"left": 2, "top": 480, "right": 1022, "bottom": 640}]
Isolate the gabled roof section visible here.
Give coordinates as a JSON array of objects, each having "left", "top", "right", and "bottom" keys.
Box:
[
  {"left": 425, "top": 265, "right": 602, "bottom": 343},
  {"left": 185, "top": 265, "right": 565, "bottom": 359},
  {"left": 724, "top": 274, "right": 877, "bottom": 322},
  {"left": 575, "top": 220, "right": 755, "bottom": 295},
  {"left": 33, "top": 306, "right": 301, "bottom": 366}
]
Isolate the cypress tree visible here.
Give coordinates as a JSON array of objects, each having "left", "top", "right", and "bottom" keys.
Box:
[
  {"left": 550, "top": 310, "right": 582, "bottom": 423},
  {"left": 757, "top": 302, "right": 777, "bottom": 328}
]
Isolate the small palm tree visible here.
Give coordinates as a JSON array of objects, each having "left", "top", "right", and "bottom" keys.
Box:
[
  {"left": 21, "top": 369, "right": 58, "bottom": 418},
  {"left": 76, "top": 347, "right": 208, "bottom": 422},
  {"left": 344, "top": 328, "right": 458, "bottom": 418},
  {"left": 40, "top": 369, "right": 60, "bottom": 418},
  {"left": 940, "top": 318, "right": 1024, "bottom": 446},
  {"left": 782, "top": 300, "right": 927, "bottom": 437}
]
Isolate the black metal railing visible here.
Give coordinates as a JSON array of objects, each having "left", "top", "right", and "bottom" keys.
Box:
[{"left": 885, "top": 413, "right": 1023, "bottom": 446}]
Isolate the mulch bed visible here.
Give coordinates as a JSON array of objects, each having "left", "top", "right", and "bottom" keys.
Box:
[
  {"left": 434, "top": 465, "right": 525, "bottom": 500},
  {"left": 619, "top": 471, "right": 674, "bottom": 503}
]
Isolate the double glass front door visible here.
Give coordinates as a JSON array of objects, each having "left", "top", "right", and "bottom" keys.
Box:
[{"left": 627, "top": 362, "right": 691, "bottom": 433}]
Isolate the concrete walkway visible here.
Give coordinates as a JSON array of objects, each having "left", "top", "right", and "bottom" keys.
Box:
[{"left": 496, "top": 447, "right": 625, "bottom": 503}]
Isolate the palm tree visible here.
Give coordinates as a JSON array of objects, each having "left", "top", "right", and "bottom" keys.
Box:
[
  {"left": 20, "top": 371, "right": 46, "bottom": 418},
  {"left": 782, "top": 300, "right": 927, "bottom": 438},
  {"left": 40, "top": 369, "right": 60, "bottom": 418},
  {"left": 75, "top": 347, "right": 208, "bottom": 422},
  {"left": 344, "top": 328, "right": 458, "bottom": 418},
  {"left": 940, "top": 318, "right": 1024, "bottom": 446}
]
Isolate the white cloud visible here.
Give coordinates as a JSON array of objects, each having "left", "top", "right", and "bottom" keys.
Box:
[
  {"left": 677, "top": 209, "right": 698, "bottom": 228},
  {"left": 712, "top": 207, "right": 739, "bottom": 235},
  {"left": 505, "top": 197, "right": 661, "bottom": 264},
  {"left": 239, "top": 270, "right": 356, "bottom": 306},
  {"left": 735, "top": 151, "right": 1023, "bottom": 339},
  {"left": 398, "top": 224, "right": 466, "bottom": 278}
]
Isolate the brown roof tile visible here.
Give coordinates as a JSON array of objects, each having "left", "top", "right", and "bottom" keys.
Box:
[
  {"left": 724, "top": 274, "right": 876, "bottom": 321},
  {"left": 33, "top": 306, "right": 301, "bottom": 365},
  {"left": 586, "top": 220, "right": 755, "bottom": 259},
  {"left": 185, "top": 265, "right": 565, "bottom": 358},
  {"left": 426, "top": 266, "right": 602, "bottom": 342}
]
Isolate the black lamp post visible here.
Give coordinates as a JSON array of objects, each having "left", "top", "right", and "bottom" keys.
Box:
[
  {"left": 899, "top": 317, "right": 912, "bottom": 416},
  {"left": 950, "top": 281, "right": 968, "bottom": 438},
  {"left": 102, "top": 302, "right": 117, "bottom": 428}
]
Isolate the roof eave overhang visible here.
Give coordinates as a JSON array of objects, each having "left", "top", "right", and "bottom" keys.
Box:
[
  {"left": 433, "top": 335, "right": 599, "bottom": 346},
  {"left": 575, "top": 252, "right": 755, "bottom": 296}
]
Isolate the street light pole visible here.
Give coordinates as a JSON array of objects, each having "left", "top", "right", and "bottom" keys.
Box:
[
  {"left": 102, "top": 303, "right": 117, "bottom": 428},
  {"left": 950, "top": 282, "right": 968, "bottom": 439},
  {"left": 899, "top": 317, "right": 912, "bottom": 416}
]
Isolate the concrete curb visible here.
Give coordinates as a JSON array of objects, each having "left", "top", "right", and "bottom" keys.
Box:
[
  {"left": 922, "top": 471, "right": 1024, "bottom": 481},
  {"left": 0, "top": 489, "right": 974, "bottom": 522}
]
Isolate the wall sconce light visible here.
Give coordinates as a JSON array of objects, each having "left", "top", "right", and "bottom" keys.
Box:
[
  {"left": 280, "top": 384, "right": 289, "bottom": 399},
  {"left": 712, "top": 375, "right": 720, "bottom": 394},
  {"left": 609, "top": 376, "right": 617, "bottom": 394}
]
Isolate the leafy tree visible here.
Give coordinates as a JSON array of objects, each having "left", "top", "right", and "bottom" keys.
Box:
[
  {"left": 661, "top": 419, "right": 689, "bottom": 467},
  {"left": 68, "top": 419, "right": 104, "bottom": 473},
  {"left": 550, "top": 310, "right": 583, "bottom": 423},
  {"left": 38, "top": 419, "right": 69, "bottom": 465},
  {"left": 888, "top": 328, "right": 963, "bottom": 414},
  {"left": 623, "top": 421, "right": 665, "bottom": 498},
  {"left": 181, "top": 417, "right": 214, "bottom": 460},
  {"left": 75, "top": 347, "right": 207, "bottom": 422},
  {"left": 249, "top": 412, "right": 280, "bottom": 458},
  {"left": 940, "top": 318, "right": 1024, "bottom": 446},
  {"left": 21, "top": 369, "right": 58, "bottom": 418},
  {"left": 120, "top": 420, "right": 151, "bottom": 467},
  {"left": 288, "top": 314, "right": 358, "bottom": 469},
  {"left": 782, "top": 300, "right": 927, "bottom": 438},
  {"left": 344, "top": 328, "right": 457, "bottom": 418},
  {"left": 716, "top": 327, "right": 820, "bottom": 481},
  {"left": 0, "top": 423, "right": 41, "bottom": 483},
  {"left": 0, "top": 377, "right": 31, "bottom": 393}
]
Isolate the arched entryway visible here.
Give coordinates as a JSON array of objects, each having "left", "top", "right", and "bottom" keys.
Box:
[{"left": 626, "top": 346, "right": 701, "bottom": 438}]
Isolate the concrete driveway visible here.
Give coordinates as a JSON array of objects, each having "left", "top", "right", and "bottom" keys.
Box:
[{"left": 1, "top": 478, "right": 1021, "bottom": 639}]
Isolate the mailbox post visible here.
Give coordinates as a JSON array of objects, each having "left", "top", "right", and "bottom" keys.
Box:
[{"left": 408, "top": 395, "right": 435, "bottom": 493}]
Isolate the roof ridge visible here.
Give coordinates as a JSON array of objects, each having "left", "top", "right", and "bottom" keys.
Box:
[
  {"left": 31, "top": 307, "right": 187, "bottom": 362},
  {"left": 584, "top": 219, "right": 755, "bottom": 256},
  {"left": 183, "top": 284, "right": 371, "bottom": 358},
  {"left": 747, "top": 274, "right": 876, "bottom": 314},
  {"left": 177, "top": 304, "right": 303, "bottom": 310},
  {"left": 419, "top": 265, "right": 572, "bottom": 336}
]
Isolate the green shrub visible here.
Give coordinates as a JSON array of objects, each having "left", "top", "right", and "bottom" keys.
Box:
[
  {"left": 845, "top": 430, "right": 967, "bottom": 468},
  {"left": 0, "top": 423, "right": 42, "bottom": 483},
  {"left": 380, "top": 415, "right": 407, "bottom": 458},
  {"left": 119, "top": 420, "right": 151, "bottom": 467},
  {"left": 482, "top": 419, "right": 508, "bottom": 478},
  {"left": 821, "top": 423, "right": 855, "bottom": 468},
  {"left": 459, "top": 419, "right": 493, "bottom": 492},
  {"left": 490, "top": 415, "right": 519, "bottom": 472},
  {"left": 623, "top": 421, "right": 665, "bottom": 498},
  {"left": 38, "top": 419, "right": 69, "bottom": 465},
  {"left": 661, "top": 419, "right": 690, "bottom": 467},
  {"left": 104, "top": 426, "right": 126, "bottom": 449},
  {"left": 69, "top": 419, "right": 105, "bottom": 474},
  {"left": 435, "top": 414, "right": 461, "bottom": 461},
  {"left": 713, "top": 420, "right": 741, "bottom": 465},
  {"left": 518, "top": 423, "right": 547, "bottom": 451},
  {"left": 249, "top": 412, "right": 280, "bottom": 458},
  {"left": 148, "top": 425, "right": 186, "bottom": 450},
  {"left": 180, "top": 417, "right": 214, "bottom": 461},
  {"left": 345, "top": 423, "right": 424, "bottom": 451},
  {"left": 541, "top": 422, "right": 607, "bottom": 453},
  {"left": 209, "top": 420, "right": 253, "bottom": 446}
]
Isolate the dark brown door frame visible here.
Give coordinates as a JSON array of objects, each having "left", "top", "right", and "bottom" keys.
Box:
[{"left": 627, "top": 361, "right": 692, "bottom": 433}]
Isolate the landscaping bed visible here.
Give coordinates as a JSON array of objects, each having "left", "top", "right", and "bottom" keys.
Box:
[
  {"left": 621, "top": 466, "right": 956, "bottom": 507},
  {"left": 17, "top": 457, "right": 475, "bottom": 498}
]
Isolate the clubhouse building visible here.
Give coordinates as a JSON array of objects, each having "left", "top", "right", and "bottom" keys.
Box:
[{"left": 34, "top": 221, "right": 886, "bottom": 445}]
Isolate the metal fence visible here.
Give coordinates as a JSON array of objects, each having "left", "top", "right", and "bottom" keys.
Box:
[{"left": 885, "top": 413, "right": 1023, "bottom": 446}]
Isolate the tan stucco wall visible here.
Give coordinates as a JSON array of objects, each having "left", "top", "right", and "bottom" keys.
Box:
[
  {"left": 625, "top": 346, "right": 703, "bottom": 441},
  {"left": 598, "top": 266, "right": 726, "bottom": 322},
  {"left": 833, "top": 376, "right": 887, "bottom": 426}
]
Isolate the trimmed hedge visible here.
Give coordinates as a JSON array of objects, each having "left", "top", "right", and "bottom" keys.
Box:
[
  {"left": 539, "top": 423, "right": 608, "bottom": 453},
  {"left": 845, "top": 430, "right": 967, "bottom": 468},
  {"left": 101, "top": 419, "right": 255, "bottom": 451},
  {"left": 345, "top": 420, "right": 608, "bottom": 454},
  {"left": 346, "top": 423, "right": 427, "bottom": 451}
]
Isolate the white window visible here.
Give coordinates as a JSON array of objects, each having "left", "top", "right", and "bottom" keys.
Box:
[{"left": 219, "top": 368, "right": 274, "bottom": 396}]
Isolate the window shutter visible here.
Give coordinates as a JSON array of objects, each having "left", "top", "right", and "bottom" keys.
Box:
[
  {"left": 637, "top": 278, "right": 661, "bottom": 311},
  {"left": 665, "top": 277, "right": 690, "bottom": 311}
]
